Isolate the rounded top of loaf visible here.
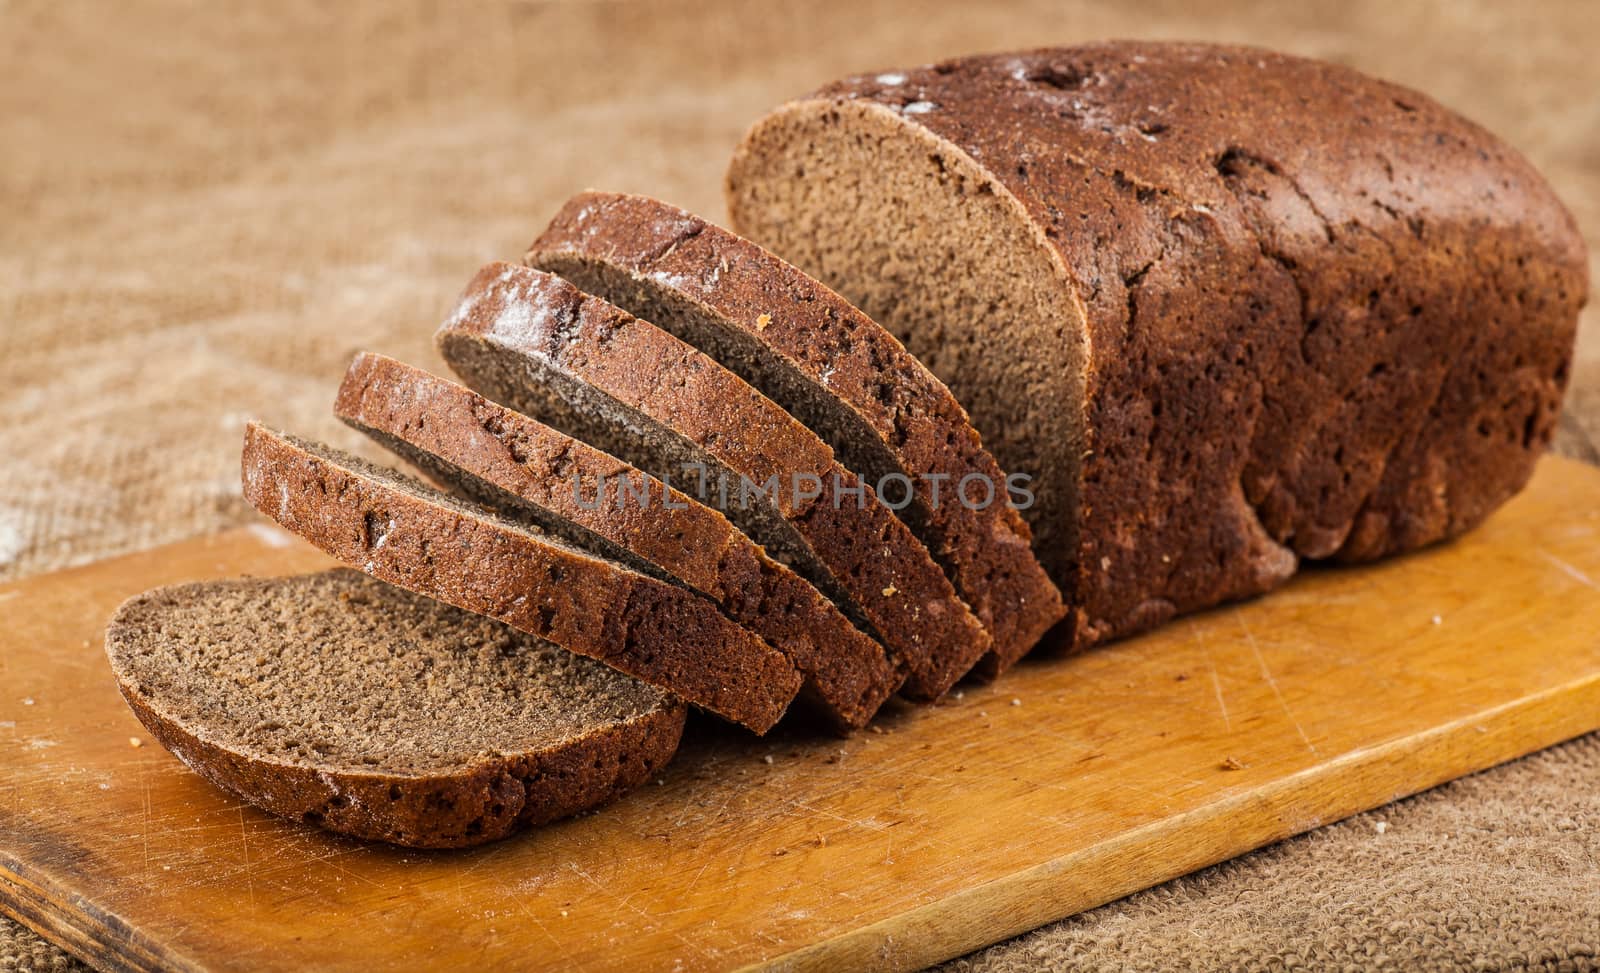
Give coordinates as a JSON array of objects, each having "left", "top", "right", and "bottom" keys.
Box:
[{"left": 801, "top": 41, "right": 1585, "bottom": 284}]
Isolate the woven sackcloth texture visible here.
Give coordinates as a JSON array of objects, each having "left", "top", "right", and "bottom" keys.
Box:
[{"left": 2, "top": 2, "right": 1595, "bottom": 970}]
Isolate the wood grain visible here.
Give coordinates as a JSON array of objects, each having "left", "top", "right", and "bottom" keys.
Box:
[{"left": 2, "top": 458, "right": 1598, "bottom": 973}]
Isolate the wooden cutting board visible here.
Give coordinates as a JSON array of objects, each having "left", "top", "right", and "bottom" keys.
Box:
[{"left": 3, "top": 457, "right": 1598, "bottom": 973}]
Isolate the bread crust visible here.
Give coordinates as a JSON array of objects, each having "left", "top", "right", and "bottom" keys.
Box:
[
  {"left": 240, "top": 423, "right": 801, "bottom": 732},
  {"left": 728, "top": 42, "right": 1587, "bottom": 646},
  {"left": 334, "top": 352, "right": 898, "bottom": 730},
  {"left": 436, "top": 263, "right": 992, "bottom": 699},
  {"left": 106, "top": 573, "right": 686, "bottom": 849},
  {"left": 527, "top": 191, "right": 1066, "bottom": 675}
]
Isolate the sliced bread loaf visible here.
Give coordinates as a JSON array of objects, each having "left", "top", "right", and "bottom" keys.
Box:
[
  {"left": 240, "top": 422, "right": 801, "bottom": 732},
  {"left": 526, "top": 191, "right": 1067, "bottom": 675},
  {"left": 435, "top": 263, "right": 992, "bottom": 700},
  {"left": 106, "top": 570, "right": 686, "bottom": 848},
  {"left": 727, "top": 42, "right": 1587, "bottom": 646},
  {"left": 333, "top": 352, "right": 899, "bottom": 730}
]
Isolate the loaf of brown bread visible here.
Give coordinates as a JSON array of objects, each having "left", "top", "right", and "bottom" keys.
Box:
[
  {"left": 435, "top": 263, "right": 992, "bottom": 699},
  {"left": 527, "top": 191, "right": 1066, "bottom": 676},
  {"left": 240, "top": 422, "right": 802, "bottom": 732},
  {"left": 727, "top": 41, "right": 1587, "bottom": 647},
  {"left": 106, "top": 570, "right": 686, "bottom": 848},
  {"left": 334, "top": 352, "right": 899, "bottom": 730}
]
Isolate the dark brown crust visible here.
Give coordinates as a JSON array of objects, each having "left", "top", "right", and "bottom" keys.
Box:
[
  {"left": 527, "top": 191, "right": 1067, "bottom": 674},
  {"left": 730, "top": 42, "right": 1588, "bottom": 646},
  {"left": 106, "top": 577, "right": 686, "bottom": 849},
  {"left": 435, "top": 263, "right": 992, "bottom": 699},
  {"left": 333, "top": 352, "right": 898, "bottom": 730},
  {"left": 239, "top": 422, "right": 800, "bottom": 732},
  {"left": 117, "top": 685, "right": 684, "bottom": 849}
]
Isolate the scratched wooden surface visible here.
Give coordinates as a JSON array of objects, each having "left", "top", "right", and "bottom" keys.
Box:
[{"left": 2, "top": 457, "right": 1598, "bottom": 973}]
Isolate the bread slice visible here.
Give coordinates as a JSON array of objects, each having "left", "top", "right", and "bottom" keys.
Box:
[
  {"left": 106, "top": 570, "right": 686, "bottom": 848},
  {"left": 726, "top": 42, "right": 1586, "bottom": 646},
  {"left": 240, "top": 422, "right": 800, "bottom": 733},
  {"left": 333, "top": 352, "right": 899, "bottom": 731},
  {"left": 526, "top": 190, "right": 1067, "bottom": 675},
  {"left": 434, "top": 263, "right": 991, "bottom": 700}
]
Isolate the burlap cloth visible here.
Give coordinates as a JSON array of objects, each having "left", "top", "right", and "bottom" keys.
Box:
[{"left": 3, "top": 1, "right": 1596, "bottom": 970}]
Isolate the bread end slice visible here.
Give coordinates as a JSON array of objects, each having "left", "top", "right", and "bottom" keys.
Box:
[{"left": 106, "top": 570, "right": 686, "bottom": 848}]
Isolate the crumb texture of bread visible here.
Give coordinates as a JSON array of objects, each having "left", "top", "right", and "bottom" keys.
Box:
[
  {"left": 239, "top": 421, "right": 801, "bottom": 733},
  {"left": 105, "top": 570, "right": 686, "bottom": 848},
  {"left": 435, "top": 263, "right": 992, "bottom": 699},
  {"left": 726, "top": 41, "right": 1588, "bottom": 647},
  {"left": 526, "top": 191, "right": 1066, "bottom": 674},
  {"left": 334, "top": 352, "right": 899, "bottom": 730}
]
